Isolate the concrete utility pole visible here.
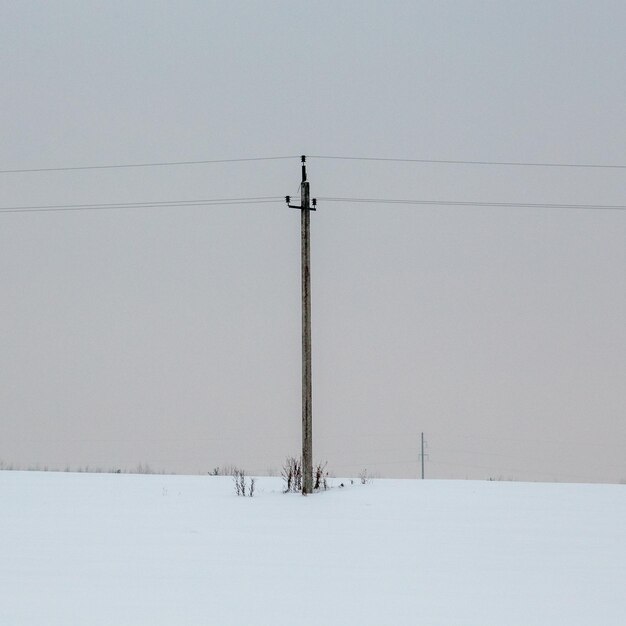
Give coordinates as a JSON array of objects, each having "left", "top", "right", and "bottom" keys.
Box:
[
  {"left": 286, "top": 156, "right": 316, "bottom": 494},
  {"left": 421, "top": 432, "right": 425, "bottom": 479},
  {"left": 420, "top": 432, "right": 427, "bottom": 479}
]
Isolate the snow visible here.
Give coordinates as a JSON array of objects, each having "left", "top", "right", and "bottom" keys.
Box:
[{"left": 1, "top": 471, "right": 625, "bottom": 625}]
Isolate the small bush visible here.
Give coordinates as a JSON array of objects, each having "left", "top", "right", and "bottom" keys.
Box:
[
  {"left": 283, "top": 456, "right": 330, "bottom": 493},
  {"left": 211, "top": 464, "right": 242, "bottom": 477},
  {"left": 314, "top": 461, "right": 329, "bottom": 491},
  {"left": 359, "top": 469, "right": 370, "bottom": 485},
  {"left": 233, "top": 469, "right": 255, "bottom": 497},
  {"left": 282, "top": 456, "right": 302, "bottom": 493}
]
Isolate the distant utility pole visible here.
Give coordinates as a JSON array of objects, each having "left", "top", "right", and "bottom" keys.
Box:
[
  {"left": 420, "top": 432, "right": 426, "bottom": 479},
  {"left": 286, "top": 156, "right": 316, "bottom": 494}
]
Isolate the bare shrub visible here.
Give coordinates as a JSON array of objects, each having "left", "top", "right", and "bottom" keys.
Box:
[
  {"left": 212, "top": 463, "right": 242, "bottom": 477},
  {"left": 359, "top": 469, "right": 370, "bottom": 485},
  {"left": 233, "top": 469, "right": 255, "bottom": 497},
  {"left": 282, "top": 456, "right": 302, "bottom": 493},
  {"left": 314, "top": 461, "right": 329, "bottom": 491},
  {"left": 283, "top": 457, "right": 330, "bottom": 493},
  {"left": 233, "top": 468, "right": 245, "bottom": 496}
]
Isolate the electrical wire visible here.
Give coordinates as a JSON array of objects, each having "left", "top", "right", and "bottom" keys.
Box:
[
  {"left": 309, "top": 154, "right": 626, "bottom": 170},
  {"left": 318, "top": 197, "right": 626, "bottom": 211},
  {"left": 0, "top": 156, "right": 299, "bottom": 175},
  {"left": 5, "top": 153, "right": 626, "bottom": 174},
  {"left": 0, "top": 196, "right": 283, "bottom": 214},
  {"left": 4, "top": 195, "right": 626, "bottom": 214}
]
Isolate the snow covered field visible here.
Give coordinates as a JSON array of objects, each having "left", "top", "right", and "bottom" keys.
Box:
[{"left": 1, "top": 471, "right": 624, "bottom": 626}]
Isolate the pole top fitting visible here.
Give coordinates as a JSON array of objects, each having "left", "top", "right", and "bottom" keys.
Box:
[{"left": 301, "top": 155, "right": 306, "bottom": 163}]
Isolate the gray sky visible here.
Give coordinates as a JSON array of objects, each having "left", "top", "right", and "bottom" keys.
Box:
[{"left": 1, "top": 1, "right": 625, "bottom": 482}]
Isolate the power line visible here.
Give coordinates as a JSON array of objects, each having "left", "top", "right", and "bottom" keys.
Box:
[
  {"left": 0, "top": 196, "right": 283, "bottom": 214},
  {"left": 309, "top": 154, "right": 626, "bottom": 170},
  {"left": 0, "top": 156, "right": 298, "bottom": 175},
  {"left": 4, "top": 153, "right": 626, "bottom": 175},
  {"left": 318, "top": 197, "right": 626, "bottom": 211},
  {"left": 4, "top": 195, "right": 626, "bottom": 215}
]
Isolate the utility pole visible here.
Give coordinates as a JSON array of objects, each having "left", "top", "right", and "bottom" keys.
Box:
[
  {"left": 420, "top": 432, "right": 425, "bottom": 479},
  {"left": 286, "top": 156, "right": 316, "bottom": 494}
]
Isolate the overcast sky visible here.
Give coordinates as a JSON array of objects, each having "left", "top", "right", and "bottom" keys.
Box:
[{"left": 1, "top": 1, "right": 625, "bottom": 482}]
